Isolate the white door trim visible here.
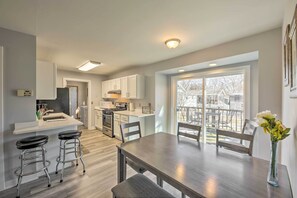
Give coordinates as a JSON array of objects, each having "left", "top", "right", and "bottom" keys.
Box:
[
  {"left": 0, "top": 46, "right": 5, "bottom": 190},
  {"left": 62, "top": 78, "right": 92, "bottom": 130}
]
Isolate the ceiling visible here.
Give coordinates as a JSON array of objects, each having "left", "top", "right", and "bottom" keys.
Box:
[{"left": 0, "top": 0, "right": 284, "bottom": 75}]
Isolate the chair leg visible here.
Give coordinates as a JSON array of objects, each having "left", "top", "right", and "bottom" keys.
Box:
[
  {"left": 42, "top": 146, "right": 51, "bottom": 187},
  {"left": 56, "top": 140, "right": 62, "bottom": 174},
  {"left": 74, "top": 139, "right": 79, "bottom": 166},
  {"left": 78, "top": 139, "right": 86, "bottom": 174},
  {"left": 60, "top": 140, "right": 66, "bottom": 183},
  {"left": 157, "top": 176, "right": 163, "bottom": 187},
  {"left": 181, "top": 192, "right": 186, "bottom": 198},
  {"left": 16, "top": 151, "right": 24, "bottom": 198}
]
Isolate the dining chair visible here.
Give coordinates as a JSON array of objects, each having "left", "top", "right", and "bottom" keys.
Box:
[
  {"left": 216, "top": 119, "right": 258, "bottom": 156},
  {"left": 120, "top": 122, "right": 142, "bottom": 143},
  {"left": 177, "top": 122, "right": 202, "bottom": 198},
  {"left": 120, "top": 122, "right": 146, "bottom": 173},
  {"left": 177, "top": 122, "right": 202, "bottom": 142}
]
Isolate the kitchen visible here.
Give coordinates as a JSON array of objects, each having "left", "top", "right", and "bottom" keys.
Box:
[{"left": 35, "top": 60, "right": 155, "bottom": 141}]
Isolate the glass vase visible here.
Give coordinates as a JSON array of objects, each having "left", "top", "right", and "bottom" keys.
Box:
[{"left": 267, "top": 141, "right": 279, "bottom": 187}]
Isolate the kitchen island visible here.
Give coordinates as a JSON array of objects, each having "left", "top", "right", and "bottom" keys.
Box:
[{"left": 13, "top": 113, "right": 83, "bottom": 174}]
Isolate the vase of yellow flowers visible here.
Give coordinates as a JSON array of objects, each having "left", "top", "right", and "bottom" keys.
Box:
[{"left": 256, "top": 110, "right": 290, "bottom": 187}]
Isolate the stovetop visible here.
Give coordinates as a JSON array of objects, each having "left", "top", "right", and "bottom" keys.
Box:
[{"left": 102, "top": 107, "right": 127, "bottom": 115}]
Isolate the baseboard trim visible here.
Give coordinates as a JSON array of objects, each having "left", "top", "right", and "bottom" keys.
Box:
[{"left": 5, "top": 174, "right": 38, "bottom": 190}]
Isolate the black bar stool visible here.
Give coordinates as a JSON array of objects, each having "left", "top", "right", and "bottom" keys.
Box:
[
  {"left": 15, "top": 135, "right": 51, "bottom": 198},
  {"left": 55, "top": 130, "right": 85, "bottom": 182}
]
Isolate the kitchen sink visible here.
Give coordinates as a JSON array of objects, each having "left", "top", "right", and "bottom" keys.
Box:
[{"left": 43, "top": 116, "right": 66, "bottom": 122}]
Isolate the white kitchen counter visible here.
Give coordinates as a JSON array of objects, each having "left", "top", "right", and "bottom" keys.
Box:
[
  {"left": 13, "top": 113, "right": 83, "bottom": 135},
  {"left": 114, "top": 111, "right": 154, "bottom": 118}
]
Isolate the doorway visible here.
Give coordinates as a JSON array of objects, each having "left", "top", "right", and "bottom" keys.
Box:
[
  {"left": 63, "top": 78, "right": 91, "bottom": 130},
  {"left": 173, "top": 66, "right": 250, "bottom": 144}
]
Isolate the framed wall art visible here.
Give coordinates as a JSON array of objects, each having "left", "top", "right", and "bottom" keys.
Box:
[
  {"left": 290, "top": 5, "right": 297, "bottom": 97},
  {"left": 283, "top": 24, "right": 291, "bottom": 86}
]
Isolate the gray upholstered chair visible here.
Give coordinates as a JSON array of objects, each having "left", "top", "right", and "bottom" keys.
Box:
[
  {"left": 111, "top": 174, "right": 175, "bottom": 198},
  {"left": 216, "top": 119, "right": 258, "bottom": 156}
]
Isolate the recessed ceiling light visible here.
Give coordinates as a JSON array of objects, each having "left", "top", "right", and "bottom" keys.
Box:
[
  {"left": 165, "top": 38, "right": 181, "bottom": 49},
  {"left": 78, "top": 61, "right": 102, "bottom": 71},
  {"left": 209, "top": 63, "right": 217, "bottom": 66},
  {"left": 178, "top": 69, "right": 185, "bottom": 72}
]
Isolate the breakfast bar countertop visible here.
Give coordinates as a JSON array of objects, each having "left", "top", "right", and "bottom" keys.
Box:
[{"left": 13, "top": 113, "right": 83, "bottom": 135}]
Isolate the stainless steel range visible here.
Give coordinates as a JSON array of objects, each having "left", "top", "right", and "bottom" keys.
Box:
[{"left": 102, "top": 102, "right": 127, "bottom": 138}]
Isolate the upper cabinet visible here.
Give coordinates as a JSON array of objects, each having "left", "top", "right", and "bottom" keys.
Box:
[
  {"left": 110, "top": 78, "right": 121, "bottom": 90},
  {"left": 36, "top": 60, "right": 57, "bottom": 100},
  {"left": 102, "top": 74, "right": 145, "bottom": 99}
]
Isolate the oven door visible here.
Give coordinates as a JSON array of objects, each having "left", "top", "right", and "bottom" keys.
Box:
[
  {"left": 103, "top": 114, "right": 114, "bottom": 137},
  {"left": 103, "top": 114, "right": 112, "bottom": 129}
]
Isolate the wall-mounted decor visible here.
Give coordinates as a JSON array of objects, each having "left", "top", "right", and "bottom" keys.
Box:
[
  {"left": 290, "top": 5, "right": 297, "bottom": 97},
  {"left": 283, "top": 24, "right": 291, "bottom": 87}
]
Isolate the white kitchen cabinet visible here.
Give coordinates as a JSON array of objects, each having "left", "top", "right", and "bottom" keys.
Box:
[
  {"left": 102, "top": 80, "right": 112, "bottom": 98},
  {"left": 36, "top": 60, "right": 57, "bottom": 100},
  {"left": 113, "top": 113, "right": 145, "bottom": 141},
  {"left": 103, "top": 74, "right": 145, "bottom": 99},
  {"left": 110, "top": 78, "right": 121, "bottom": 90},
  {"left": 121, "top": 75, "right": 145, "bottom": 99},
  {"left": 114, "top": 119, "right": 121, "bottom": 140},
  {"left": 120, "top": 77, "right": 128, "bottom": 98},
  {"left": 95, "top": 109, "right": 103, "bottom": 130}
]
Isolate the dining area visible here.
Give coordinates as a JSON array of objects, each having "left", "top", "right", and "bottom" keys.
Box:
[{"left": 112, "top": 115, "right": 293, "bottom": 198}]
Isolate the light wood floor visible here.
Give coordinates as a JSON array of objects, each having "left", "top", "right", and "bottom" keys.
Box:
[{"left": 0, "top": 129, "right": 181, "bottom": 198}]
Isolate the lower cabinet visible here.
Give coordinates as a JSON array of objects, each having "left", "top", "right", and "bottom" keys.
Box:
[
  {"left": 95, "top": 109, "right": 103, "bottom": 130},
  {"left": 113, "top": 113, "right": 145, "bottom": 141}
]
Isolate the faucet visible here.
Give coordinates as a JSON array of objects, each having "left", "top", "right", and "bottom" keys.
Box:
[{"left": 42, "top": 109, "right": 54, "bottom": 116}]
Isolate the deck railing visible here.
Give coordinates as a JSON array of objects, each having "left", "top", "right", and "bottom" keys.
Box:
[{"left": 177, "top": 106, "right": 244, "bottom": 132}]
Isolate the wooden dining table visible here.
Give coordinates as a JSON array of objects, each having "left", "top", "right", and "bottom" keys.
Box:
[{"left": 117, "top": 133, "right": 292, "bottom": 198}]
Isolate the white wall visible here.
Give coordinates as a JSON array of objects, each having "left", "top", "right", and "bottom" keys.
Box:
[
  {"left": 281, "top": 0, "right": 297, "bottom": 196},
  {"left": 0, "top": 27, "right": 36, "bottom": 187},
  {"left": 109, "top": 28, "right": 282, "bottom": 161},
  {"left": 56, "top": 69, "right": 106, "bottom": 128}
]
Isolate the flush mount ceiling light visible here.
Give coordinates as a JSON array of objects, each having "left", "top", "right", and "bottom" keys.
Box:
[
  {"left": 78, "top": 61, "right": 102, "bottom": 71},
  {"left": 165, "top": 38, "right": 181, "bottom": 49},
  {"left": 178, "top": 69, "right": 185, "bottom": 72},
  {"left": 209, "top": 63, "right": 217, "bottom": 66}
]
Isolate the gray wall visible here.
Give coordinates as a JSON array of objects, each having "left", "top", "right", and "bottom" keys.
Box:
[
  {"left": 0, "top": 27, "right": 36, "bottom": 186},
  {"left": 56, "top": 69, "right": 106, "bottom": 127},
  {"left": 281, "top": 0, "right": 297, "bottom": 196},
  {"left": 108, "top": 28, "right": 282, "bottom": 161}
]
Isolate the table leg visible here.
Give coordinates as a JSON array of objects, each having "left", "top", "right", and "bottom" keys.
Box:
[{"left": 117, "top": 147, "right": 126, "bottom": 183}]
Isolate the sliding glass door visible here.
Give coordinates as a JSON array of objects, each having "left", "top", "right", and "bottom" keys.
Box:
[{"left": 174, "top": 69, "right": 247, "bottom": 144}]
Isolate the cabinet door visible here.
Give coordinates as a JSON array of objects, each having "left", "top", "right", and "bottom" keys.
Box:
[
  {"left": 98, "top": 115, "right": 102, "bottom": 130},
  {"left": 128, "top": 75, "right": 137, "bottom": 99},
  {"left": 95, "top": 111, "right": 99, "bottom": 127},
  {"left": 114, "top": 78, "right": 121, "bottom": 90},
  {"left": 120, "top": 77, "right": 128, "bottom": 98},
  {"left": 114, "top": 120, "right": 121, "bottom": 140},
  {"left": 102, "top": 81, "right": 111, "bottom": 98},
  {"left": 36, "top": 61, "right": 57, "bottom": 100}
]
